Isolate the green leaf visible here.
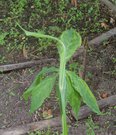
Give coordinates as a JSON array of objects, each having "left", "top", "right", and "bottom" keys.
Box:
[
  {"left": 30, "top": 75, "right": 57, "bottom": 113},
  {"left": 67, "top": 71, "right": 101, "bottom": 115},
  {"left": 66, "top": 75, "right": 81, "bottom": 119},
  {"left": 59, "top": 29, "right": 82, "bottom": 61},
  {"left": 23, "top": 67, "right": 58, "bottom": 100}
]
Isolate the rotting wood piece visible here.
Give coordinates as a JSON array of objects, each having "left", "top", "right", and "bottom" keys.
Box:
[
  {"left": 0, "top": 95, "right": 115, "bottom": 135},
  {"left": 0, "top": 58, "right": 56, "bottom": 72}
]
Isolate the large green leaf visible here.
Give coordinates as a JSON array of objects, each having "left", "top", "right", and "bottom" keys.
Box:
[
  {"left": 66, "top": 75, "right": 81, "bottom": 119},
  {"left": 67, "top": 71, "right": 101, "bottom": 114},
  {"left": 59, "top": 29, "right": 82, "bottom": 62},
  {"left": 30, "top": 75, "right": 57, "bottom": 113},
  {"left": 23, "top": 67, "right": 58, "bottom": 100}
]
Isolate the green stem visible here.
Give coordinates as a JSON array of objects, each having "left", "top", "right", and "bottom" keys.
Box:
[{"left": 59, "top": 50, "right": 68, "bottom": 135}]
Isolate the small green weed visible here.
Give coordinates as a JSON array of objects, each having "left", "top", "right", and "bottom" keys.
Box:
[{"left": 86, "top": 116, "right": 99, "bottom": 135}]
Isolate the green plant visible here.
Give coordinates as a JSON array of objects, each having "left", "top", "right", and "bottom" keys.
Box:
[
  {"left": 18, "top": 24, "right": 101, "bottom": 135},
  {"left": 86, "top": 116, "right": 99, "bottom": 135}
]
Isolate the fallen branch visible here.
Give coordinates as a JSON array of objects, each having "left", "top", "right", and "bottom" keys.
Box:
[
  {"left": 0, "top": 117, "right": 63, "bottom": 135},
  {"left": 0, "top": 95, "right": 115, "bottom": 135},
  {"left": 100, "top": 0, "right": 116, "bottom": 15},
  {"left": 0, "top": 58, "right": 56, "bottom": 72},
  {"left": 73, "top": 27, "right": 116, "bottom": 58}
]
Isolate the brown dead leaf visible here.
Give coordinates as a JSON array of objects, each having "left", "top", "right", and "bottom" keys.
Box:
[
  {"left": 71, "top": 0, "right": 78, "bottom": 7},
  {"left": 101, "top": 22, "right": 109, "bottom": 29},
  {"left": 47, "top": 109, "right": 52, "bottom": 115},
  {"left": 100, "top": 92, "right": 109, "bottom": 99},
  {"left": 43, "top": 109, "right": 53, "bottom": 119}
]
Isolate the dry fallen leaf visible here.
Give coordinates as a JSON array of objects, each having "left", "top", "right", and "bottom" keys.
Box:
[
  {"left": 101, "top": 22, "right": 109, "bottom": 29},
  {"left": 43, "top": 109, "right": 53, "bottom": 119},
  {"left": 100, "top": 92, "right": 108, "bottom": 99},
  {"left": 71, "top": 0, "right": 78, "bottom": 7}
]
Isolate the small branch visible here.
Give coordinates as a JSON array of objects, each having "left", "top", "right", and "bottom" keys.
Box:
[
  {"left": 0, "top": 58, "right": 56, "bottom": 72},
  {"left": 0, "top": 95, "right": 115, "bottom": 135},
  {"left": 100, "top": 0, "right": 116, "bottom": 15},
  {"left": 73, "top": 27, "right": 116, "bottom": 58}
]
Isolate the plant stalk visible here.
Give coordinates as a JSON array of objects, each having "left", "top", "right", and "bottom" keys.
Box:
[
  {"left": 18, "top": 23, "right": 68, "bottom": 134},
  {"left": 59, "top": 53, "right": 68, "bottom": 135}
]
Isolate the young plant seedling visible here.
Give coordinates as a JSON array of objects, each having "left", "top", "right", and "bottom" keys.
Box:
[{"left": 18, "top": 24, "right": 101, "bottom": 135}]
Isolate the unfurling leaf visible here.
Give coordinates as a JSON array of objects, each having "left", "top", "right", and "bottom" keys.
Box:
[
  {"left": 59, "top": 29, "right": 82, "bottom": 62},
  {"left": 23, "top": 67, "right": 58, "bottom": 100},
  {"left": 30, "top": 75, "right": 57, "bottom": 113},
  {"left": 67, "top": 71, "right": 101, "bottom": 115},
  {"left": 66, "top": 75, "right": 81, "bottom": 119}
]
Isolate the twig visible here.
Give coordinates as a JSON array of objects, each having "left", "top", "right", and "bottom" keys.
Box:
[
  {"left": 0, "top": 95, "right": 115, "bottom": 135},
  {"left": 0, "top": 58, "right": 56, "bottom": 72}
]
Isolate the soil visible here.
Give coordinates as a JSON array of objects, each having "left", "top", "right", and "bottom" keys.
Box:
[{"left": 0, "top": 0, "right": 116, "bottom": 135}]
